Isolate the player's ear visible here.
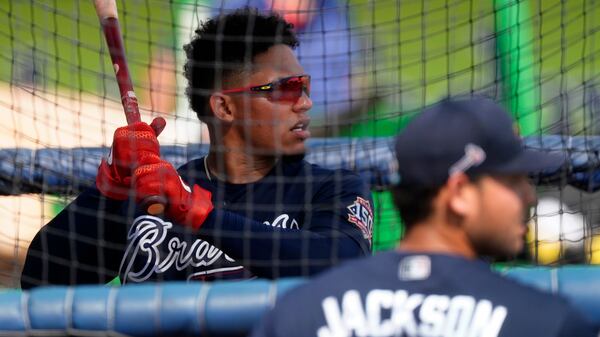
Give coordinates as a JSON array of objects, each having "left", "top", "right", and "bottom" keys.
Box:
[
  {"left": 446, "top": 173, "right": 475, "bottom": 218},
  {"left": 209, "top": 93, "right": 235, "bottom": 123}
]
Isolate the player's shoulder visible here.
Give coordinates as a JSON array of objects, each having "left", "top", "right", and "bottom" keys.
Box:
[
  {"left": 454, "top": 260, "right": 581, "bottom": 320},
  {"left": 267, "top": 251, "right": 420, "bottom": 329},
  {"left": 309, "top": 251, "right": 572, "bottom": 314},
  {"left": 305, "top": 161, "right": 369, "bottom": 193},
  {"left": 487, "top": 268, "right": 573, "bottom": 308},
  {"left": 253, "top": 254, "right": 394, "bottom": 337},
  {"left": 479, "top": 269, "right": 596, "bottom": 335},
  {"left": 443, "top": 256, "right": 559, "bottom": 299},
  {"left": 176, "top": 157, "right": 203, "bottom": 175},
  {"left": 279, "top": 251, "right": 397, "bottom": 300},
  {"left": 286, "top": 157, "right": 363, "bottom": 181},
  {"left": 472, "top": 264, "right": 554, "bottom": 298},
  {"left": 278, "top": 157, "right": 369, "bottom": 196},
  {"left": 175, "top": 157, "right": 214, "bottom": 187}
]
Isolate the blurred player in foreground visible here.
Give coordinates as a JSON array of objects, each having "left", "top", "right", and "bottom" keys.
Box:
[
  {"left": 251, "top": 97, "right": 597, "bottom": 337},
  {"left": 21, "top": 8, "right": 372, "bottom": 287}
]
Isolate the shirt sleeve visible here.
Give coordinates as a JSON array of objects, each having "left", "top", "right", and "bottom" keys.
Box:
[
  {"left": 20, "top": 187, "right": 128, "bottom": 288},
  {"left": 308, "top": 169, "right": 374, "bottom": 252},
  {"left": 196, "top": 170, "right": 373, "bottom": 279}
]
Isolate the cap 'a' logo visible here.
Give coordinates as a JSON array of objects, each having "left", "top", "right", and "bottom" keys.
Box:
[
  {"left": 449, "top": 143, "right": 486, "bottom": 175},
  {"left": 347, "top": 197, "right": 373, "bottom": 246}
]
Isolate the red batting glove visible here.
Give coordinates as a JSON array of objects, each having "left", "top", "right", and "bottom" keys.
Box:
[
  {"left": 132, "top": 158, "right": 214, "bottom": 230},
  {"left": 96, "top": 117, "right": 166, "bottom": 200}
]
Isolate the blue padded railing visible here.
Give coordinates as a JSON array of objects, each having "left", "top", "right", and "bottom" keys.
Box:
[
  {"left": 1, "top": 267, "right": 599, "bottom": 336},
  {"left": 2, "top": 136, "right": 600, "bottom": 195}
]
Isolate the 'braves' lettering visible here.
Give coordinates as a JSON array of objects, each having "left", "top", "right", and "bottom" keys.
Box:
[{"left": 119, "top": 215, "right": 235, "bottom": 283}]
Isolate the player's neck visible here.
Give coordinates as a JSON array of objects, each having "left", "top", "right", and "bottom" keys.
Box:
[
  {"left": 398, "top": 221, "right": 478, "bottom": 259},
  {"left": 205, "top": 150, "right": 277, "bottom": 184}
]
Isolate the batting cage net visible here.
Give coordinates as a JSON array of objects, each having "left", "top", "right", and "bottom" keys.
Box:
[{"left": 2, "top": 0, "right": 600, "bottom": 294}]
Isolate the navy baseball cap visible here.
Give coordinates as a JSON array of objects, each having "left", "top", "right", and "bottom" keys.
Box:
[{"left": 394, "top": 97, "right": 566, "bottom": 187}]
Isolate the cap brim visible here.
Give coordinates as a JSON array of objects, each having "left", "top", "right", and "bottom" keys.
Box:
[{"left": 493, "top": 149, "right": 567, "bottom": 176}]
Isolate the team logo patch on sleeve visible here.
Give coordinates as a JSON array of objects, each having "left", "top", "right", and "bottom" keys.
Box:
[{"left": 346, "top": 197, "right": 373, "bottom": 245}]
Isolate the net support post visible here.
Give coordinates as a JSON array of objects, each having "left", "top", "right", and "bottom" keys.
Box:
[{"left": 495, "top": 0, "right": 540, "bottom": 136}]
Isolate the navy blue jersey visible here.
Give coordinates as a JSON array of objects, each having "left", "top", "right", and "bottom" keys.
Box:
[
  {"left": 21, "top": 156, "right": 372, "bottom": 287},
  {"left": 251, "top": 251, "right": 597, "bottom": 337}
]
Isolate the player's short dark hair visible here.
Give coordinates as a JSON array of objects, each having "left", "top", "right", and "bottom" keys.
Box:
[
  {"left": 391, "top": 185, "right": 442, "bottom": 229},
  {"left": 183, "top": 8, "right": 299, "bottom": 122},
  {"left": 392, "top": 175, "right": 489, "bottom": 229}
]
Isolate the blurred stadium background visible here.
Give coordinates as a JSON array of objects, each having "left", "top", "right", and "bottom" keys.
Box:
[{"left": 2, "top": 0, "right": 600, "bottom": 291}]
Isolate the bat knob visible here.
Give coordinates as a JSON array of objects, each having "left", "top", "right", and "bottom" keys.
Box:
[{"left": 141, "top": 196, "right": 168, "bottom": 215}]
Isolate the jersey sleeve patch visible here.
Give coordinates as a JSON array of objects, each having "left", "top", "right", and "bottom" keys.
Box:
[{"left": 346, "top": 197, "right": 374, "bottom": 246}]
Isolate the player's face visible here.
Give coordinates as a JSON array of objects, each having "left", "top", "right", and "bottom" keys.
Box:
[
  {"left": 466, "top": 174, "right": 536, "bottom": 258},
  {"left": 228, "top": 44, "right": 312, "bottom": 156}
]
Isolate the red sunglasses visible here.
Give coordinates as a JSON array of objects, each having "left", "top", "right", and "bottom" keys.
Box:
[{"left": 220, "top": 74, "right": 311, "bottom": 103}]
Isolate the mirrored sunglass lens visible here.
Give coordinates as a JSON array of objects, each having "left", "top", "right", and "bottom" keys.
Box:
[
  {"left": 303, "top": 77, "right": 310, "bottom": 96},
  {"left": 272, "top": 77, "right": 304, "bottom": 101}
]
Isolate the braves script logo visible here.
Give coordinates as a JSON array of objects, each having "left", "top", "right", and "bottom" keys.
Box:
[
  {"left": 347, "top": 197, "right": 373, "bottom": 245},
  {"left": 119, "top": 215, "right": 236, "bottom": 284}
]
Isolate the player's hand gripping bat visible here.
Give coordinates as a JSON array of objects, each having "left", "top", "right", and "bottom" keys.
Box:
[{"left": 93, "top": 0, "right": 166, "bottom": 215}]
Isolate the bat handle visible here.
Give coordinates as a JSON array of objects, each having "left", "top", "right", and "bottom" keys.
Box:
[
  {"left": 141, "top": 196, "right": 168, "bottom": 215},
  {"left": 96, "top": 8, "right": 165, "bottom": 216}
]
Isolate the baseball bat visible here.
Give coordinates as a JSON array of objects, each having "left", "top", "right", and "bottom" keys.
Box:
[{"left": 94, "top": 0, "right": 166, "bottom": 215}]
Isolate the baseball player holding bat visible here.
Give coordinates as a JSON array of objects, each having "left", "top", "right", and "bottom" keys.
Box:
[
  {"left": 21, "top": 7, "right": 372, "bottom": 287},
  {"left": 250, "top": 98, "right": 598, "bottom": 337}
]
